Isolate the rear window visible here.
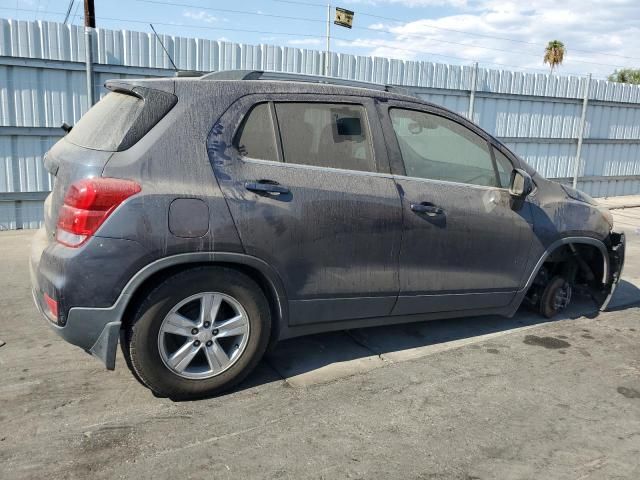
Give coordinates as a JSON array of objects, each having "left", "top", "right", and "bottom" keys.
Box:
[
  {"left": 275, "top": 102, "right": 374, "bottom": 173},
  {"left": 66, "top": 89, "right": 176, "bottom": 151}
]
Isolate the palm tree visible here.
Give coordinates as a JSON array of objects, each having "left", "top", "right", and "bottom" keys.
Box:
[
  {"left": 544, "top": 40, "right": 565, "bottom": 73},
  {"left": 609, "top": 68, "right": 640, "bottom": 84}
]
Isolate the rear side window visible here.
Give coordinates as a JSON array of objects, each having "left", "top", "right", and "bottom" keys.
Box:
[
  {"left": 390, "top": 108, "right": 499, "bottom": 187},
  {"left": 66, "top": 89, "right": 176, "bottom": 152},
  {"left": 234, "top": 103, "right": 279, "bottom": 161},
  {"left": 275, "top": 103, "right": 374, "bottom": 173}
]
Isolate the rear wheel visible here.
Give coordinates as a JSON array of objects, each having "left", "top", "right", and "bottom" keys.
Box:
[{"left": 126, "top": 267, "right": 271, "bottom": 399}]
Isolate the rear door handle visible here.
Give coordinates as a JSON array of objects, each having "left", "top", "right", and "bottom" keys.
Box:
[
  {"left": 410, "top": 203, "right": 445, "bottom": 216},
  {"left": 245, "top": 181, "right": 290, "bottom": 195}
]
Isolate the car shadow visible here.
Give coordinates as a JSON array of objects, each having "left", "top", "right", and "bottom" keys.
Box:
[{"left": 221, "top": 282, "right": 640, "bottom": 399}]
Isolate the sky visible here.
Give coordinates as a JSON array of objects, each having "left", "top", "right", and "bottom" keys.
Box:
[{"left": 3, "top": 0, "right": 640, "bottom": 79}]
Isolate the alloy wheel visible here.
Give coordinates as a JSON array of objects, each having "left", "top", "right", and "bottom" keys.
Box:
[{"left": 157, "top": 292, "right": 250, "bottom": 379}]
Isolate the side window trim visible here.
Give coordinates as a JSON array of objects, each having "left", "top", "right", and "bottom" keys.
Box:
[
  {"left": 491, "top": 143, "right": 522, "bottom": 188},
  {"left": 488, "top": 144, "right": 504, "bottom": 188},
  {"left": 491, "top": 142, "right": 520, "bottom": 169},
  {"left": 268, "top": 101, "right": 284, "bottom": 163}
]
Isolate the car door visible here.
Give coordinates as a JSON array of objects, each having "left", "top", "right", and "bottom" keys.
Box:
[
  {"left": 209, "top": 94, "right": 402, "bottom": 326},
  {"left": 379, "top": 101, "right": 535, "bottom": 315}
]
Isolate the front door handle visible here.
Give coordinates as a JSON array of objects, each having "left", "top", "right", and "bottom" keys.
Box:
[
  {"left": 245, "top": 181, "right": 290, "bottom": 195},
  {"left": 410, "top": 203, "right": 445, "bottom": 216}
]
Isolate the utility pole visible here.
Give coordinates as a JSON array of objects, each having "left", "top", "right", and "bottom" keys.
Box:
[
  {"left": 84, "top": 0, "right": 95, "bottom": 106},
  {"left": 572, "top": 73, "right": 591, "bottom": 189},
  {"left": 84, "top": 0, "right": 95, "bottom": 28},
  {"left": 325, "top": 3, "right": 331, "bottom": 76},
  {"left": 327, "top": 6, "right": 354, "bottom": 76},
  {"left": 467, "top": 62, "right": 478, "bottom": 121}
]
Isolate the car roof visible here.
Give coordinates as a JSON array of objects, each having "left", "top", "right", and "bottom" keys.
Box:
[
  {"left": 194, "top": 78, "right": 419, "bottom": 101},
  {"left": 106, "top": 69, "right": 437, "bottom": 108}
]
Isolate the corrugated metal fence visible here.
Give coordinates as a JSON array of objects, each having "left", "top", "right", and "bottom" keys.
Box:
[{"left": 1, "top": 18, "right": 640, "bottom": 229}]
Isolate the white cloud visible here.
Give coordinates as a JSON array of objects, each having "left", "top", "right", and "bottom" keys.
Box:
[
  {"left": 183, "top": 10, "right": 219, "bottom": 24},
  {"left": 339, "top": 0, "right": 640, "bottom": 77}
]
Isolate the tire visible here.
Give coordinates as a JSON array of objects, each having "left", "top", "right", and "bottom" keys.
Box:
[
  {"left": 125, "top": 267, "right": 271, "bottom": 399},
  {"left": 539, "top": 276, "right": 572, "bottom": 319}
]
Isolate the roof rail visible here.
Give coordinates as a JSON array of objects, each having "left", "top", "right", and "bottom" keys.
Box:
[
  {"left": 199, "top": 69, "right": 410, "bottom": 95},
  {"left": 175, "top": 70, "right": 205, "bottom": 77}
]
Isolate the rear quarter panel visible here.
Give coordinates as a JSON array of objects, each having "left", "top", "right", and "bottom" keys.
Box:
[{"left": 99, "top": 81, "right": 244, "bottom": 260}]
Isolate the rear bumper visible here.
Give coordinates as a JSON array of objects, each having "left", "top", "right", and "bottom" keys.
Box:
[
  {"left": 29, "top": 227, "right": 142, "bottom": 370},
  {"left": 600, "top": 231, "right": 625, "bottom": 311},
  {"left": 31, "top": 287, "right": 124, "bottom": 369}
]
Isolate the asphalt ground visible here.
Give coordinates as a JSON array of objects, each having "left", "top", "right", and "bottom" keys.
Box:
[{"left": 0, "top": 210, "right": 639, "bottom": 479}]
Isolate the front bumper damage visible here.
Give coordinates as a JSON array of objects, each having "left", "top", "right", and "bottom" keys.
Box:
[{"left": 600, "top": 231, "right": 625, "bottom": 311}]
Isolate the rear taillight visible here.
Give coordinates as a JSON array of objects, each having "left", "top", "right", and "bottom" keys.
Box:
[
  {"left": 44, "top": 292, "right": 58, "bottom": 319},
  {"left": 56, "top": 177, "right": 141, "bottom": 247}
]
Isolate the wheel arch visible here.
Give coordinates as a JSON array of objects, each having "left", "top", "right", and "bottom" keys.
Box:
[
  {"left": 523, "top": 237, "right": 609, "bottom": 291},
  {"left": 511, "top": 236, "right": 610, "bottom": 313},
  {"left": 119, "top": 253, "right": 289, "bottom": 349}
]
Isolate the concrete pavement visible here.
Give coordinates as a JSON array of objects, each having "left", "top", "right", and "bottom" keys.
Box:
[
  {"left": 597, "top": 194, "right": 640, "bottom": 210},
  {"left": 0, "top": 209, "right": 639, "bottom": 479}
]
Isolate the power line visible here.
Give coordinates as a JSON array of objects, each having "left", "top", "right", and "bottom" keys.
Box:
[
  {"left": 6, "top": 0, "right": 636, "bottom": 66},
  {"left": 132, "top": 0, "right": 638, "bottom": 69},
  {"left": 271, "top": 0, "right": 640, "bottom": 62},
  {"left": 350, "top": 28, "right": 631, "bottom": 69},
  {"left": 0, "top": 6, "right": 613, "bottom": 78},
  {"left": 357, "top": 12, "right": 640, "bottom": 62},
  {"left": 329, "top": 34, "right": 600, "bottom": 78},
  {"left": 96, "top": 12, "right": 588, "bottom": 75},
  {"left": 0, "top": 7, "right": 321, "bottom": 38},
  {"left": 137, "top": 0, "right": 321, "bottom": 23},
  {"left": 90, "top": 16, "right": 324, "bottom": 39},
  {"left": 0, "top": 6, "right": 65, "bottom": 17},
  {"left": 346, "top": 26, "right": 626, "bottom": 68},
  {"left": 71, "top": 0, "right": 82, "bottom": 25}
]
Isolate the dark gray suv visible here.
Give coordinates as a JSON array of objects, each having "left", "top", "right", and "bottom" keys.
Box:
[{"left": 30, "top": 71, "right": 625, "bottom": 399}]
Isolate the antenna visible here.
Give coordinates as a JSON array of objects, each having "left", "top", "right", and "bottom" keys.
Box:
[
  {"left": 149, "top": 23, "right": 178, "bottom": 72},
  {"left": 63, "top": 0, "right": 75, "bottom": 24}
]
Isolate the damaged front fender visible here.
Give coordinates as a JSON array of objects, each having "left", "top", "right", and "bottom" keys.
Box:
[{"left": 600, "top": 231, "right": 626, "bottom": 311}]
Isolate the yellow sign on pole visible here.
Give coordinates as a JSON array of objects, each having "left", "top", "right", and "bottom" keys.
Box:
[{"left": 334, "top": 7, "right": 354, "bottom": 29}]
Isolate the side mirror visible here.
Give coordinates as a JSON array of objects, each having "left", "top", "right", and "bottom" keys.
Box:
[{"left": 509, "top": 169, "right": 533, "bottom": 210}]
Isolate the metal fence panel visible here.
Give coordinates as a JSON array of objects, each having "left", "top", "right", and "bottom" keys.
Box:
[{"left": 1, "top": 18, "right": 640, "bottom": 229}]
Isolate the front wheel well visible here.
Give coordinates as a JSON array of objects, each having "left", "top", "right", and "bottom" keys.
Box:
[
  {"left": 541, "top": 243, "right": 606, "bottom": 284},
  {"left": 120, "top": 261, "right": 283, "bottom": 349},
  {"left": 524, "top": 242, "right": 608, "bottom": 312}
]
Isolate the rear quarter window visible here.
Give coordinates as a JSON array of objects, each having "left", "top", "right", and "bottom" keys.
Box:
[
  {"left": 234, "top": 103, "right": 279, "bottom": 162},
  {"left": 66, "top": 88, "right": 177, "bottom": 152}
]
